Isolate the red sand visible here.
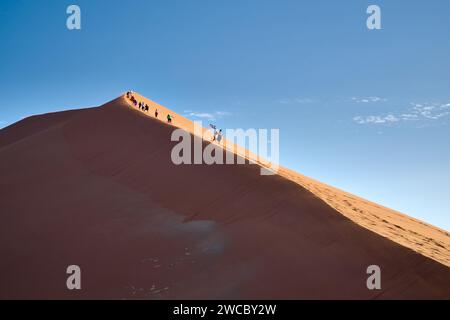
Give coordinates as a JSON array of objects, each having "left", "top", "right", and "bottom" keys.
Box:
[{"left": 0, "top": 95, "right": 449, "bottom": 299}]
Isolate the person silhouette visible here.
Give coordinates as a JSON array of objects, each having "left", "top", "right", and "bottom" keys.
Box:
[{"left": 216, "top": 129, "right": 223, "bottom": 144}]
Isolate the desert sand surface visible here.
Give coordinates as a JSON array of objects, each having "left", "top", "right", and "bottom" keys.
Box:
[
  {"left": 0, "top": 93, "right": 449, "bottom": 299},
  {"left": 129, "top": 92, "right": 450, "bottom": 268},
  {"left": 279, "top": 169, "right": 450, "bottom": 268}
]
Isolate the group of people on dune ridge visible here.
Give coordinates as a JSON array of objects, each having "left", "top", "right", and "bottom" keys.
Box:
[
  {"left": 126, "top": 91, "right": 172, "bottom": 123},
  {"left": 126, "top": 91, "right": 223, "bottom": 143}
]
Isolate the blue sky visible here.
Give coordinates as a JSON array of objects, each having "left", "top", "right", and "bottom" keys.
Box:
[{"left": 1, "top": 0, "right": 449, "bottom": 230}]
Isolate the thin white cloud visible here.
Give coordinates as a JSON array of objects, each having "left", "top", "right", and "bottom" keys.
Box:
[
  {"left": 400, "top": 113, "right": 419, "bottom": 121},
  {"left": 186, "top": 112, "right": 215, "bottom": 120},
  {"left": 353, "top": 102, "right": 450, "bottom": 125},
  {"left": 215, "top": 111, "right": 231, "bottom": 116},
  {"left": 353, "top": 114, "right": 399, "bottom": 124},
  {"left": 184, "top": 110, "right": 232, "bottom": 121},
  {"left": 278, "top": 98, "right": 316, "bottom": 105},
  {"left": 351, "top": 96, "right": 387, "bottom": 103},
  {"left": 409, "top": 103, "right": 450, "bottom": 120}
]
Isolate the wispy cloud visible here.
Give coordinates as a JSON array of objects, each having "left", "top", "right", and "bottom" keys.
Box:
[
  {"left": 278, "top": 98, "right": 316, "bottom": 105},
  {"left": 215, "top": 111, "right": 231, "bottom": 117},
  {"left": 406, "top": 103, "right": 450, "bottom": 120},
  {"left": 353, "top": 102, "right": 450, "bottom": 126},
  {"left": 353, "top": 114, "right": 399, "bottom": 124},
  {"left": 184, "top": 110, "right": 232, "bottom": 121},
  {"left": 351, "top": 96, "right": 387, "bottom": 103},
  {"left": 187, "top": 112, "right": 215, "bottom": 120}
]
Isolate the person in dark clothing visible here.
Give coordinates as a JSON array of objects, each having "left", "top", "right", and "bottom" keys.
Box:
[
  {"left": 155, "top": 109, "right": 159, "bottom": 118},
  {"left": 217, "top": 129, "right": 223, "bottom": 144}
]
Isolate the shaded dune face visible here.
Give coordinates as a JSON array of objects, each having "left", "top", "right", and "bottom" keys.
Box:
[{"left": 0, "top": 96, "right": 449, "bottom": 299}]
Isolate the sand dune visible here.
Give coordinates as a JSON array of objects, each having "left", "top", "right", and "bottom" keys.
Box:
[
  {"left": 126, "top": 92, "right": 450, "bottom": 268},
  {"left": 0, "top": 94, "right": 449, "bottom": 299}
]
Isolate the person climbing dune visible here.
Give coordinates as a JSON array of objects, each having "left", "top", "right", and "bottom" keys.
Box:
[
  {"left": 167, "top": 114, "right": 173, "bottom": 124},
  {"left": 155, "top": 109, "right": 159, "bottom": 118},
  {"left": 210, "top": 124, "right": 218, "bottom": 141},
  {"left": 217, "top": 129, "right": 223, "bottom": 144}
]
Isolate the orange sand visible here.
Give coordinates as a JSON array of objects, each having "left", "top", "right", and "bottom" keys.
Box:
[{"left": 0, "top": 93, "right": 448, "bottom": 299}]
